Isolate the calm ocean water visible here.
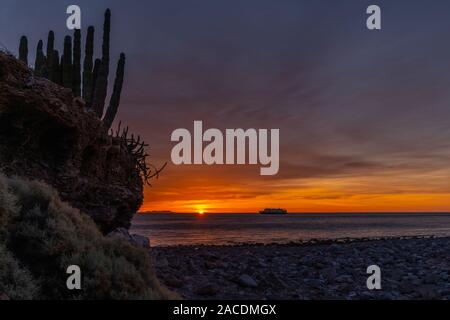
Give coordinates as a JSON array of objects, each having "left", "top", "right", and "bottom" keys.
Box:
[{"left": 130, "top": 213, "right": 450, "bottom": 247}]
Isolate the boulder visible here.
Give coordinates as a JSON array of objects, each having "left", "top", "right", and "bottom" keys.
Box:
[
  {"left": 0, "top": 52, "right": 143, "bottom": 233},
  {"left": 237, "top": 274, "right": 258, "bottom": 288}
]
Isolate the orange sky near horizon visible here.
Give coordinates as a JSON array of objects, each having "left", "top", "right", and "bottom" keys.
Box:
[{"left": 139, "top": 163, "right": 450, "bottom": 213}]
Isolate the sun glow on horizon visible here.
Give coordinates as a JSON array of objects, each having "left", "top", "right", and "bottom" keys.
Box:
[
  {"left": 196, "top": 205, "right": 209, "bottom": 215},
  {"left": 139, "top": 167, "right": 450, "bottom": 214}
]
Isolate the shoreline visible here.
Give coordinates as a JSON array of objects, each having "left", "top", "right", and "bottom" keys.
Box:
[
  {"left": 151, "top": 236, "right": 450, "bottom": 300},
  {"left": 149, "top": 234, "right": 446, "bottom": 249}
]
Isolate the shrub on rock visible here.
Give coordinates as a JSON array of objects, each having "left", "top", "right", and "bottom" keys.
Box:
[{"left": 0, "top": 172, "right": 175, "bottom": 300}]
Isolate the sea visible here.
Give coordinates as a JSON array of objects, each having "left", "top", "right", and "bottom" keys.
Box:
[{"left": 130, "top": 213, "right": 450, "bottom": 247}]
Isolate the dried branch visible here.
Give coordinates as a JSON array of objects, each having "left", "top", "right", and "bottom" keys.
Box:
[{"left": 110, "top": 123, "right": 166, "bottom": 185}]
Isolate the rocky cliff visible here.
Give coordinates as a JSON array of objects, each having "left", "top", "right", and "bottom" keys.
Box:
[{"left": 0, "top": 52, "right": 143, "bottom": 233}]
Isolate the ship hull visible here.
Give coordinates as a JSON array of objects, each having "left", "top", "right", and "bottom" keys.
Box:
[{"left": 259, "top": 209, "right": 288, "bottom": 215}]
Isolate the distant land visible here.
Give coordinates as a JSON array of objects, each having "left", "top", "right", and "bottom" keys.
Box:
[
  {"left": 142, "top": 211, "right": 177, "bottom": 214},
  {"left": 139, "top": 211, "right": 450, "bottom": 215}
]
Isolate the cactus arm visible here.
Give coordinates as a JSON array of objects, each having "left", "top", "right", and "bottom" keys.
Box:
[
  {"left": 83, "top": 26, "right": 95, "bottom": 107},
  {"left": 103, "top": 53, "right": 125, "bottom": 129},
  {"left": 19, "top": 36, "right": 28, "bottom": 65},
  {"left": 92, "top": 9, "right": 111, "bottom": 118},
  {"left": 72, "top": 29, "right": 81, "bottom": 97},
  {"left": 90, "top": 58, "right": 101, "bottom": 110},
  {"left": 45, "top": 31, "right": 54, "bottom": 78},
  {"left": 50, "top": 50, "right": 60, "bottom": 84},
  {"left": 34, "top": 40, "right": 45, "bottom": 77},
  {"left": 62, "top": 36, "right": 73, "bottom": 89}
]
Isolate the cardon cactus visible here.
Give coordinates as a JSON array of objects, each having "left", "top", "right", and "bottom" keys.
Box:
[
  {"left": 51, "top": 50, "right": 60, "bottom": 84},
  {"left": 46, "top": 31, "right": 54, "bottom": 62},
  {"left": 46, "top": 31, "right": 54, "bottom": 78},
  {"left": 19, "top": 36, "right": 28, "bottom": 65},
  {"left": 20, "top": 9, "right": 125, "bottom": 128},
  {"left": 62, "top": 36, "right": 72, "bottom": 89},
  {"left": 103, "top": 53, "right": 126, "bottom": 129},
  {"left": 83, "top": 26, "right": 95, "bottom": 106},
  {"left": 72, "top": 29, "right": 81, "bottom": 97},
  {"left": 92, "top": 9, "right": 111, "bottom": 118},
  {"left": 91, "top": 58, "right": 101, "bottom": 107},
  {"left": 34, "top": 40, "right": 46, "bottom": 77}
]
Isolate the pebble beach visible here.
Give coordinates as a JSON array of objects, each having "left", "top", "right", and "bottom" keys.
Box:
[{"left": 151, "top": 236, "right": 450, "bottom": 300}]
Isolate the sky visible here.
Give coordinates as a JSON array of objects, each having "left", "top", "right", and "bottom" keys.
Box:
[{"left": 2, "top": 0, "right": 450, "bottom": 213}]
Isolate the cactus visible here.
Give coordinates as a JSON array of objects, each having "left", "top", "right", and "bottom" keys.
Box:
[
  {"left": 72, "top": 29, "right": 81, "bottom": 97},
  {"left": 46, "top": 31, "right": 54, "bottom": 61},
  {"left": 51, "top": 50, "right": 60, "bottom": 84},
  {"left": 60, "top": 54, "right": 64, "bottom": 84},
  {"left": 19, "top": 9, "right": 125, "bottom": 127},
  {"left": 103, "top": 53, "right": 125, "bottom": 129},
  {"left": 91, "top": 58, "right": 101, "bottom": 108},
  {"left": 46, "top": 31, "right": 54, "bottom": 78},
  {"left": 92, "top": 9, "right": 111, "bottom": 118},
  {"left": 62, "top": 36, "right": 72, "bottom": 88},
  {"left": 34, "top": 40, "right": 46, "bottom": 77},
  {"left": 19, "top": 36, "right": 28, "bottom": 65},
  {"left": 83, "top": 26, "right": 95, "bottom": 107}
]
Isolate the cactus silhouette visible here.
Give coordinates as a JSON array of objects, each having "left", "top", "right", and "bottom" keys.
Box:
[
  {"left": 46, "top": 31, "right": 54, "bottom": 78},
  {"left": 46, "top": 31, "right": 54, "bottom": 62},
  {"left": 62, "top": 36, "right": 72, "bottom": 89},
  {"left": 18, "top": 9, "right": 125, "bottom": 128},
  {"left": 103, "top": 53, "right": 125, "bottom": 129},
  {"left": 34, "top": 40, "right": 46, "bottom": 77},
  {"left": 92, "top": 9, "right": 111, "bottom": 118},
  {"left": 51, "top": 50, "right": 61, "bottom": 84},
  {"left": 91, "top": 58, "right": 101, "bottom": 108},
  {"left": 72, "top": 29, "right": 81, "bottom": 97},
  {"left": 19, "top": 36, "right": 28, "bottom": 65},
  {"left": 83, "top": 26, "right": 95, "bottom": 107}
]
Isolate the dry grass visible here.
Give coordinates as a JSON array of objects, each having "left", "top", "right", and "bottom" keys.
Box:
[{"left": 0, "top": 172, "right": 176, "bottom": 300}]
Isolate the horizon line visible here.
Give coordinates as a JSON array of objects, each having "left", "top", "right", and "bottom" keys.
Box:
[{"left": 138, "top": 211, "right": 450, "bottom": 214}]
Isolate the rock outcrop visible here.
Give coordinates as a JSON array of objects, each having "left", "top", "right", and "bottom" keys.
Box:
[{"left": 0, "top": 52, "right": 143, "bottom": 233}]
